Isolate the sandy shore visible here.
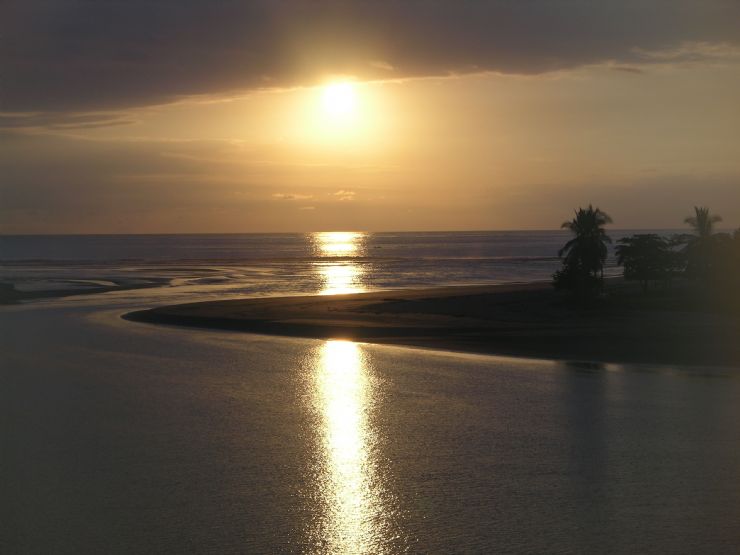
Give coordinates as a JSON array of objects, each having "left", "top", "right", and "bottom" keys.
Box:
[{"left": 126, "top": 281, "right": 740, "bottom": 367}]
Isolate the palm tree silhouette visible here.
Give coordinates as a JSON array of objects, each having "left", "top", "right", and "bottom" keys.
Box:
[
  {"left": 559, "top": 205, "right": 613, "bottom": 283},
  {"left": 681, "top": 206, "right": 722, "bottom": 279},
  {"left": 684, "top": 206, "right": 722, "bottom": 239}
]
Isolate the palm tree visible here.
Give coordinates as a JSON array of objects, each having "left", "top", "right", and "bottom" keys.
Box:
[
  {"left": 684, "top": 206, "right": 722, "bottom": 239},
  {"left": 681, "top": 206, "right": 722, "bottom": 279},
  {"left": 558, "top": 205, "right": 613, "bottom": 282}
]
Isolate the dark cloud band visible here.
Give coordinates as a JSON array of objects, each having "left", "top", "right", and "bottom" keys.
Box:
[{"left": 2, "top": 0, "right": 739, "bottom": 114}]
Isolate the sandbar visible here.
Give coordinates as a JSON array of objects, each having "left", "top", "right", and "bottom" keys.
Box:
[{"left": 125, "top": 281, "right": 740, "bottom": 367}]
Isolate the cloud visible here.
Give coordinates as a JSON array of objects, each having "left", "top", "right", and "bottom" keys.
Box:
[
  {"left": 633, "top": 41, "right": 740, "bottom": 64},
  {"left": 332, "top": 190, "right": 356, "bottom": 201},
  {"left": 2, "top": 0, "right": 739, "bottom": 117},
  {"left": 0, "top": 112, "right": 138, "bottom": 131},
  {"left": 611, "top": 66, "right": 645, "bottom": 75},
  {"left": 272, "top": 193, "right": 314, "bottom": 201}
]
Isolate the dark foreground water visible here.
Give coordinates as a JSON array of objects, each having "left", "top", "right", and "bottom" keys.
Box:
[{"left": 2, "top": 290, "right": 740, "bottom": 553}]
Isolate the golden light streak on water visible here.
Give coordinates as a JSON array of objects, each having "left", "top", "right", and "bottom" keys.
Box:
[
  {"left": 317, "top": 263, "right": 364, "bottom": 295},
  {"left": 314, "top": 231, "right": 364, "bottom": 256},
  {"left": 311, "top": 232, "right": 367, "bottom": 295},
  {"left": 314, "top": 340, "right": 380, "bottom": 554}
]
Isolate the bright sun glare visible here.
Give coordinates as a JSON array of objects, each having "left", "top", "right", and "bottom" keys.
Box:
[{"left": 322, "top": 82, "right": 356, "bottom": 119}]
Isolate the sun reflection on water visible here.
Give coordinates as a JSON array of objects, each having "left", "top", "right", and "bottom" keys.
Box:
[
  {"left": 315, "top": 231, "right": 364, "bottom": 256},
  {"left": 313, "top": 340, "right": 380, "bottom": 554},
  {"left": 311, "top": 232, "right": 368, "bottom": 295}
]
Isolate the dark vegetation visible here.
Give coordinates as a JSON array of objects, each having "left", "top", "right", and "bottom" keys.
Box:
[
  {"left": 615, "top": 234, "right": 682, "bottom": 293},
  {"left": 554, "top": 205, "right": 740, "bottom": 313},
  {"left": 553, "top": 205, "right": 612, "bottom": 297}
]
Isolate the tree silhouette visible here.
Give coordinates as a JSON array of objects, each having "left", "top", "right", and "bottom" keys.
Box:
[
  {"left": 616, "top": 234, "right": 675, "bottom": 293},
  {"left": 705, "top": 227, "right": 740, "bottom": 294},
  {"left": 684, "top": 206, "right": 722, "bottom": 239},
  {"left": 554, "top": 205, "right": 612, "bottom": 294},
  {"left": 680, "top": 206, "right": 722, "bottom": 280}
]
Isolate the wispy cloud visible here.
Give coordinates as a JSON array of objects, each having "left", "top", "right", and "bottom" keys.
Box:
[
  {"left": 272, "top": 193, "right": 314, "bottom": 201},
  {"left": 332, "top": 190, "right": 356, "bottom": 201},
  {"left": 0, "top": 112, "right": 137, "bottom": 131},
  {"left": 611, "top": 66, "right": 644, "bottom": 75},
  {"left": 633, "top": 41, "right": 740, "bottom": 64}
]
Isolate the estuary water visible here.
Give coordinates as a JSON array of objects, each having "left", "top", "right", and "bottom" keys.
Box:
[{"left": 2, "top": 232, "right": 739, "bottom": 553}]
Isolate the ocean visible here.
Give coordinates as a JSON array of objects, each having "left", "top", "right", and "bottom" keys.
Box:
[{"left": 0, "top": 230, "right": 637, "bottom": 300}]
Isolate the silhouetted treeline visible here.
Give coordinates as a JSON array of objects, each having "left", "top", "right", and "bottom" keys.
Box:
[{"left": 555, "top": 205, "right": 740, "bottom": 305}]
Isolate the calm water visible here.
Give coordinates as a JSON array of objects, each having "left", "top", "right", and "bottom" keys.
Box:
[
  {"left": 0, "top": 231, "right": 640, "bottom": 299},
  {"left": 2, "top": 231, "right": 739, "bottom": 553}
]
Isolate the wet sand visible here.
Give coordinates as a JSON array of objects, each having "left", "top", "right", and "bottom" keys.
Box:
[
  {"left": 0, "top": 280, "right": 166, "bottom": 304},
  {"left": 126, "top": 281, "right": 740, "bottom": 367}
]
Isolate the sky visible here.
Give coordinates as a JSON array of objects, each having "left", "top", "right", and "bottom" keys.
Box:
[{"left": 2, "top": 0, "right": 740, "bottom": 234}]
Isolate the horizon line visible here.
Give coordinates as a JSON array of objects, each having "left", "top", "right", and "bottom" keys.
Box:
[{"left": 0, "top": 227, "right": 717, "bottom": 238}]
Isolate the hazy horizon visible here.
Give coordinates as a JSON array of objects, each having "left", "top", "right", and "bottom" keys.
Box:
[{"left": 1, "top": 226, "right": 729, "bottom": 237}]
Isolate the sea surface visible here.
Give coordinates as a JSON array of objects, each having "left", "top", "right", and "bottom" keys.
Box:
[
  {"left": 0, "top": 230, "right": 642, "bottom": 300},
  {"left": 2, "top": 231, "right": 739, "bottom": 553}
]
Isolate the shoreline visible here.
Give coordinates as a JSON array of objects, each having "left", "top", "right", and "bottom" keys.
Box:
[
  {"left": 125, "top": 281, "right": 740, "bottom": 367},
  {"left": 0, "top": 281, "right": 167, "bottom": 304}
]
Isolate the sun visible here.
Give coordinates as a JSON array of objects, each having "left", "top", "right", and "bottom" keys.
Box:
[
  {"left": 322, "top": 82, "right": 357, "bottom": 119},
  {"left": 308, "top": 80, "right": 379, "bottom": 142}
]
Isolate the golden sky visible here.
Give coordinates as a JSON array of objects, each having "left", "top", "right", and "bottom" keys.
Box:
[{"left": 2, "top": 1, "right": 739, "bottom": 233}]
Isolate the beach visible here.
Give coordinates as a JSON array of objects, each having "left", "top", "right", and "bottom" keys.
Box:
[{"left": 127, "top": 281, "right": 740, "bottom": 367}]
